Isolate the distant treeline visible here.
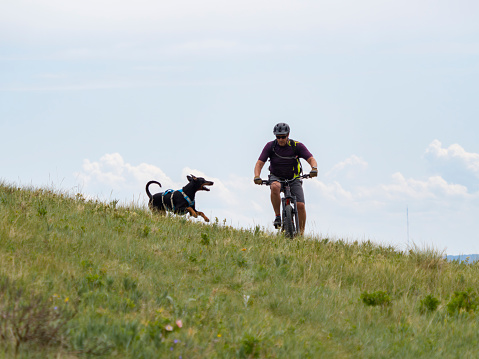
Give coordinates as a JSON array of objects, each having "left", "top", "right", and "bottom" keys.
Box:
[{"left": 446, "top": 254, "right": 479, "bottom": 263}]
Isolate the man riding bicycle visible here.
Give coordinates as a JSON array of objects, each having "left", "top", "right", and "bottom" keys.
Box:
[{"left": 254, "top": 123, "right": 318, "bottom": 235}]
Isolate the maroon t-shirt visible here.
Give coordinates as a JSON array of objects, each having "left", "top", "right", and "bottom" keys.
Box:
[{"left": 258, "top": 139, "right": 313, "bottom": 179}]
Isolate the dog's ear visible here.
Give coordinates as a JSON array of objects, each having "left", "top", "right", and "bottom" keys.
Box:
[{"left": 187, "top": 174, "right": 197, "bottom": 182}]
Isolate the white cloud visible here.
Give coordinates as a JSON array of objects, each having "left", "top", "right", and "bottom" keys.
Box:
[
  {"left": 424, "top": 140, "right": 479, "bottom": 191},
  {"left": 309, "top": 180, "right": 354, "bottom": 202},
  {"left": 380, "top": 172, "right": 469, "bottom": 200},
  {"left": 310, "top": 170, "right": 471, "bottom": 214},
  {"left": 76, "top": 153, "right": 175, "bottom": 193},
  {"left": 309, "top": 150, "right": 474, "bottom": 216},
  {"left": 325, "top": 155, "right": 368, "bottom": 179},
  {"left": 425, "top": 139, "right": 479, "bottom": 176}
]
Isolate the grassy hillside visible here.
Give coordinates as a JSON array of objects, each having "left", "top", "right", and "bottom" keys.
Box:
[{"left": 1, "top": 182, "right": 479, "bottom": 358}]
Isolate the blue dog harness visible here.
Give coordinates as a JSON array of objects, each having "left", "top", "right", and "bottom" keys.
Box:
[{"left": 161, "top": 189, "right": 194, "bottom": 212}]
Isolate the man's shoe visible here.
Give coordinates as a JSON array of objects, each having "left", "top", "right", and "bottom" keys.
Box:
[{"left": 273, "top": 216, "right": 281, "bottom": 229}]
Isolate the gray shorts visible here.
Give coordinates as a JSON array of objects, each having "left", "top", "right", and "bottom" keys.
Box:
[{"left": 268, "top": 174, "right": 305, "bottom": 203}]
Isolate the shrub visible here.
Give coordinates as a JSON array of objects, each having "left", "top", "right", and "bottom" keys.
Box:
[
  {"left": 419, "top": 294, "right": 440, "bottom": 314},
  {"left": 141, "top": 225, "right": 151, "bottom": 237},
  {"left": 0, "top": 276, "right": 73, "bottom": 354},
  {"left": 239, "top": 333, "right": 262, "bottom": 358},
  {"left": 201, "top": 233, "right": 210, "bottom": 245},
  {"left": 360, "top": 291, "right": 391, "bottom": 307},
  {"left": 446, "top": 288, "right": 479, "bottom": 315}
]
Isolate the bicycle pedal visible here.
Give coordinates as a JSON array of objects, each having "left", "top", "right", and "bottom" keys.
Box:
[{"left": 273, "top": 217, "right": 282, "bottom": 229}]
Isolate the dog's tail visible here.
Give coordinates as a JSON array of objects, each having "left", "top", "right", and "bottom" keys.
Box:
[{"left": 145, "top": 181, "right": 161, "bottom": 200}]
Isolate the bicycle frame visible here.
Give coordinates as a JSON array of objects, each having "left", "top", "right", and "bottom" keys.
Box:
[{"left": 262, "top": 174, "right": 310, "bottom": 238}]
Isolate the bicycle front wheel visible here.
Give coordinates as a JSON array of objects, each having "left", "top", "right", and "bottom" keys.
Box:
[{"left": 283, "top": 205, "right": 295, "bottom": 239}]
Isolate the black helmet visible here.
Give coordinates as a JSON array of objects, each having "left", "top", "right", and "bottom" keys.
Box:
[{"left": 273, "top": 123, "right": 290, "bottom": 135}]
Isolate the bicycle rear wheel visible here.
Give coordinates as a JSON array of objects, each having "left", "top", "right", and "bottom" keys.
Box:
[{"left": 283, "top": 205, "right": 295, "bottom": 238}]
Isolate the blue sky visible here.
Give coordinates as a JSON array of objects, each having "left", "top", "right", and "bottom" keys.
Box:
[{"left": 1, "top": 0, "right": 478, "bottom": 255}]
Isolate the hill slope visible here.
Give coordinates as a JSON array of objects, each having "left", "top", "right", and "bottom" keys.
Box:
[{"left": 1, "top": 183, "right": 479, "bottom": 358}]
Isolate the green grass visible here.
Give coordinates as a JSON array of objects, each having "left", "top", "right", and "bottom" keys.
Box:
[{"left": 1, "top": 182, "right": 479, "bottom": 358}]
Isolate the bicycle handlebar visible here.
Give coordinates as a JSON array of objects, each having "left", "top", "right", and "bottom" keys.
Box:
[{"left": 260, "top": 174, "right": 311, "bottom": 185}]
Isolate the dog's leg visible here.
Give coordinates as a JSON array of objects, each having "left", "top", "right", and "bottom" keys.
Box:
[
  {"left": 186, "top": 207, "right": 199, "bottom": 218},
  {"left": 186, "top": 207, "right": 209, "bottom": 222},
  {"left": 196, "top": 211, "right": 210, "bottom": 222}
]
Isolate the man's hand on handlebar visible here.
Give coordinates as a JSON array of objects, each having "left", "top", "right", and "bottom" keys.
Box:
[
  {"left": 254, "top": 176, "right": 263, "bottom": 185},
  {"left": 309, "top": 167, "right": 318, "bottom": 178}
]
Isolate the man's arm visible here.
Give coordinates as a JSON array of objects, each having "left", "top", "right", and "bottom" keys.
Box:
[
  {"left": 306, "top": 157, "right": 317, "bottom": 169},
  {"left": 254, "top": 160, "right": 265, "bottom": 184},
  {"left": 254, "top": 160, "right": 265, "bottom": 178},
  {"left": 306, "top": 157, "right": 318, "bottom": 177}
]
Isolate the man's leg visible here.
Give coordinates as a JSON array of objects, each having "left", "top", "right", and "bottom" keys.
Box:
[
  {"left": 270, "top": 181, "right": 281, "bottom": 216},
  {"left": 297, "top": 201, "right": 306, "bottom": 235}
]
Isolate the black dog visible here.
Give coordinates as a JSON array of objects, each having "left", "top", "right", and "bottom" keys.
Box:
[{"left": 145, "top": 175, "right": 214, "bottom": 222}]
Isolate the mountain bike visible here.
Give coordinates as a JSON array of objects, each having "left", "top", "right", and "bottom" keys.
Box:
[{"left": 261, "top": 174, "right": 310, "bottom": 238}]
